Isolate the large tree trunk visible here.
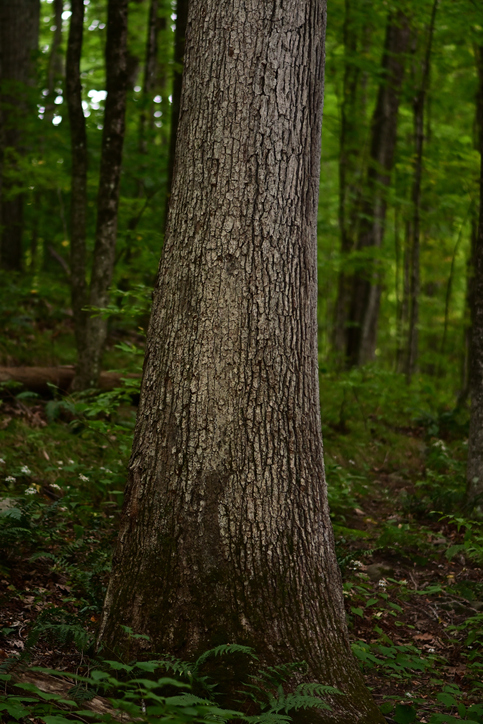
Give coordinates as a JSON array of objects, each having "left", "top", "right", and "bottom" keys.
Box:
[
  {"left": 97, "top": 3, "right": 384, "bottom": 723},
  {"left": 71, "top": 0, "right": 128, "bottom": 390},
  {"left": 405, "top": 0, "right": 438, "bottom": 382},
  {"left": 467, "top": 45, "right": 483, "bottom": 511},
  {"left": 346, "top": 10, "right": 410, "bottom": 367},
  {"left": 0, "top": 0, "right": 40, "bottom": 271}
]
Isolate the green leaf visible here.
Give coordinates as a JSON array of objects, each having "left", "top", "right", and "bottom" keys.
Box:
[
  {"left": 0, "top": 700, "right": 30, "bottom": 720},
  {"left": 103, "top": 660, "right": 134, "bottom": 672},
  {"left": 393, "top": 704, "right": 418, "bottom": 724},
  {"left": 437, "top": 692, "right": 458, "bottom": 707}
]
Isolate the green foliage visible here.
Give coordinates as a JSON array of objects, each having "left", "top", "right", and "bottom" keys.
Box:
[
  {"left": 439, "top": 515, "right": 483, "bottom": 565},
  {"left": 0, "top": 646, "right": 340, "bottom": 724}
]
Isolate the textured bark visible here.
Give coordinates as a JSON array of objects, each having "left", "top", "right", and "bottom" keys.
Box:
[
  {"left": 332, "top": 0, "right": 371, "bottom": 362},
  {"left": 467, "top": 45, "right": 483, "bottom": 511},
  {"left": 163, "top": 0, "right": 188, "bottom": 228},
  {"left": 71, "top": 0, "right": 128, "bottom": 390},
  {"left": 0, "top": 0, "right": 40, "bottom": 271},
  {"left": 98, "top": 3, "right": 384, "bottom": 723},
  {"left": 346, "top": 11, "right": 410, "bottom": 367},
  {"left": 65, "top": 0, "right": 89, "bottom": 389},
  {"left": 405, "top": 0, "right": 438, "bottom": 382}
]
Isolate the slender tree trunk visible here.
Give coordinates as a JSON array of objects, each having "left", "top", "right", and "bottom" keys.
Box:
[
  {"left": 397, "top": 219, "right": 412, "bottom": 372},
  {"left": 406, "top": 0, "right": 438, "bottom": 382},
  {"left": 71, "top": 0, "right": 128, "bottom": 390},
  {"left": 97, "top": 3, "right": 384, "bottom": 722},
  {"left": 467, "top": 45, "right": 483, "bottom": 510},
  {"left": 459, "top": 218, "right": 478, "bottom": 405},
  {"left": 0, "top": 0, "right": 40, "bottom": 271},
  {"left": 45, "top": 0, "right": 64, "bottom": 123},
  {"left": 123, "top": 0, "right": 168, "bottom": 265},
  {"left": 65, "top": 0, "right": 88, "bottom": 382},
  {"left": 439, "top": 205, "right": 471, "bottom": 377},
  {"left": 139, "top": 0, "right": 166, "bottom": 153},
  {"left": 332, "top": 0, "right": 371, "bottom": 364},
  {"left": 346, "top": 10, "right": 410, "bottom": 367},
  {"left": 163, "top": 0, "right": 188, "bottom": 229}
]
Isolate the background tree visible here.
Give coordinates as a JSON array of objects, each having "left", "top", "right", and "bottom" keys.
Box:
[
  {"left": 345, "top": 9, "right": 410, "bottom": 367},
  {"left": 332, "top": 0, "right": 372, "bottom": 363},
  {"left": 0, "top": 0, "right": 40, "bottom": 271},
  {"left": 467, "top": 43, "right": 483, "bottom": 511},
  {"left": 164, "top": 0, "right": 188, "bottom": 227},
  {"left": 97, "top": 1, "right": 384, "bottom": 722},
  {"left": 404, "top": 0, "right": 438, "bottom": 381},
  {"left": 66, "top": 0, "right": 129, "bottom": 390}
]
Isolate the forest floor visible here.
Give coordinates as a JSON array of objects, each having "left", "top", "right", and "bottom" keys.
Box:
[{"left": 0, "top": 307, "right": 482, "bottom": 723}]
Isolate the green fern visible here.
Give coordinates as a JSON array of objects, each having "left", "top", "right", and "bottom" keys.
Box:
[{"left": 194, "top": 643, "right": 255, "bottom": 669}]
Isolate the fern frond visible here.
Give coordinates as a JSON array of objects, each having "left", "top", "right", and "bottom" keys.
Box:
[
  {"left": 295, "top": 682, "right": 342, "bottom": 697},
  {"left": 195, "top": 644, "right": 255, "bottom": 669},
  {"left": 268, "top": 693, "right": 332, "bottom": 713}
]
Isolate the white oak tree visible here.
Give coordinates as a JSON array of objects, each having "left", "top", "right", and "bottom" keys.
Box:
[{"left": 98, "top": 2, "right": 385, "bottom": 722}]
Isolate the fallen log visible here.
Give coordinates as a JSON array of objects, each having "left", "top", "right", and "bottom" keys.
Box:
[
  {"left": 0, "top": 366, "right": 139, "bottom": 395},
  {"left": 10, "top": 669, "right": 122, "bottom": 719}
]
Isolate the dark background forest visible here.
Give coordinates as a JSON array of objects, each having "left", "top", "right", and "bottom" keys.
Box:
[{"left": 1, "top": 1, "right": 483, "bottom": 723}]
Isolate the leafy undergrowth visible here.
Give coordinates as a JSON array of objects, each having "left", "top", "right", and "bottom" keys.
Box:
[{"left": 0, "top": 367, "right": 482, "bottom": 723}]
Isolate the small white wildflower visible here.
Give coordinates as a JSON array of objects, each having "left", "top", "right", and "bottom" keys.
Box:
[
  {"left": 428, "top": 648, "right": 435, "bottom": 654},
  {"left": 56, "top": 460, "right": 63, "bottom": 466},
  {"left": 433, "top": 439, "right": 447, "bottom": 452},
  {"left": 100, "top": 467, "right": 113, "bottom": 474},
  {"left": 349, "top": 459, "right": 356, "bottom": 465},
  {"left": 378, "top": 578, "right": 387, "bottom": 588},
  {"left": 0, "top": 458, "right": 5, "bottom": 464},
  {"left": 20, "top": 465, "right": 32, "bottom": 475},
  {"left": 5, "top": 476, "right": 16, "bottom": 483},
  {"left": 79, "top": 473, "right": 89, "bottom": 482},
  {"left": 351, "top": 560, "right": 363, "bottom": 569},
  {"left": 399, "top": 579, "right": 408, "bottom": 585},
  {"left": 25, "top": 487, "right": 37, "bottom": 495},
  {"left": 50, "top": 483, "right": 61, "bottom": 491},
  {"left": 68, "top": 459, "right": 74, "bottom": 465},
  {"left": 405, "top": 692, "right": 413, "bottom": 698}
]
